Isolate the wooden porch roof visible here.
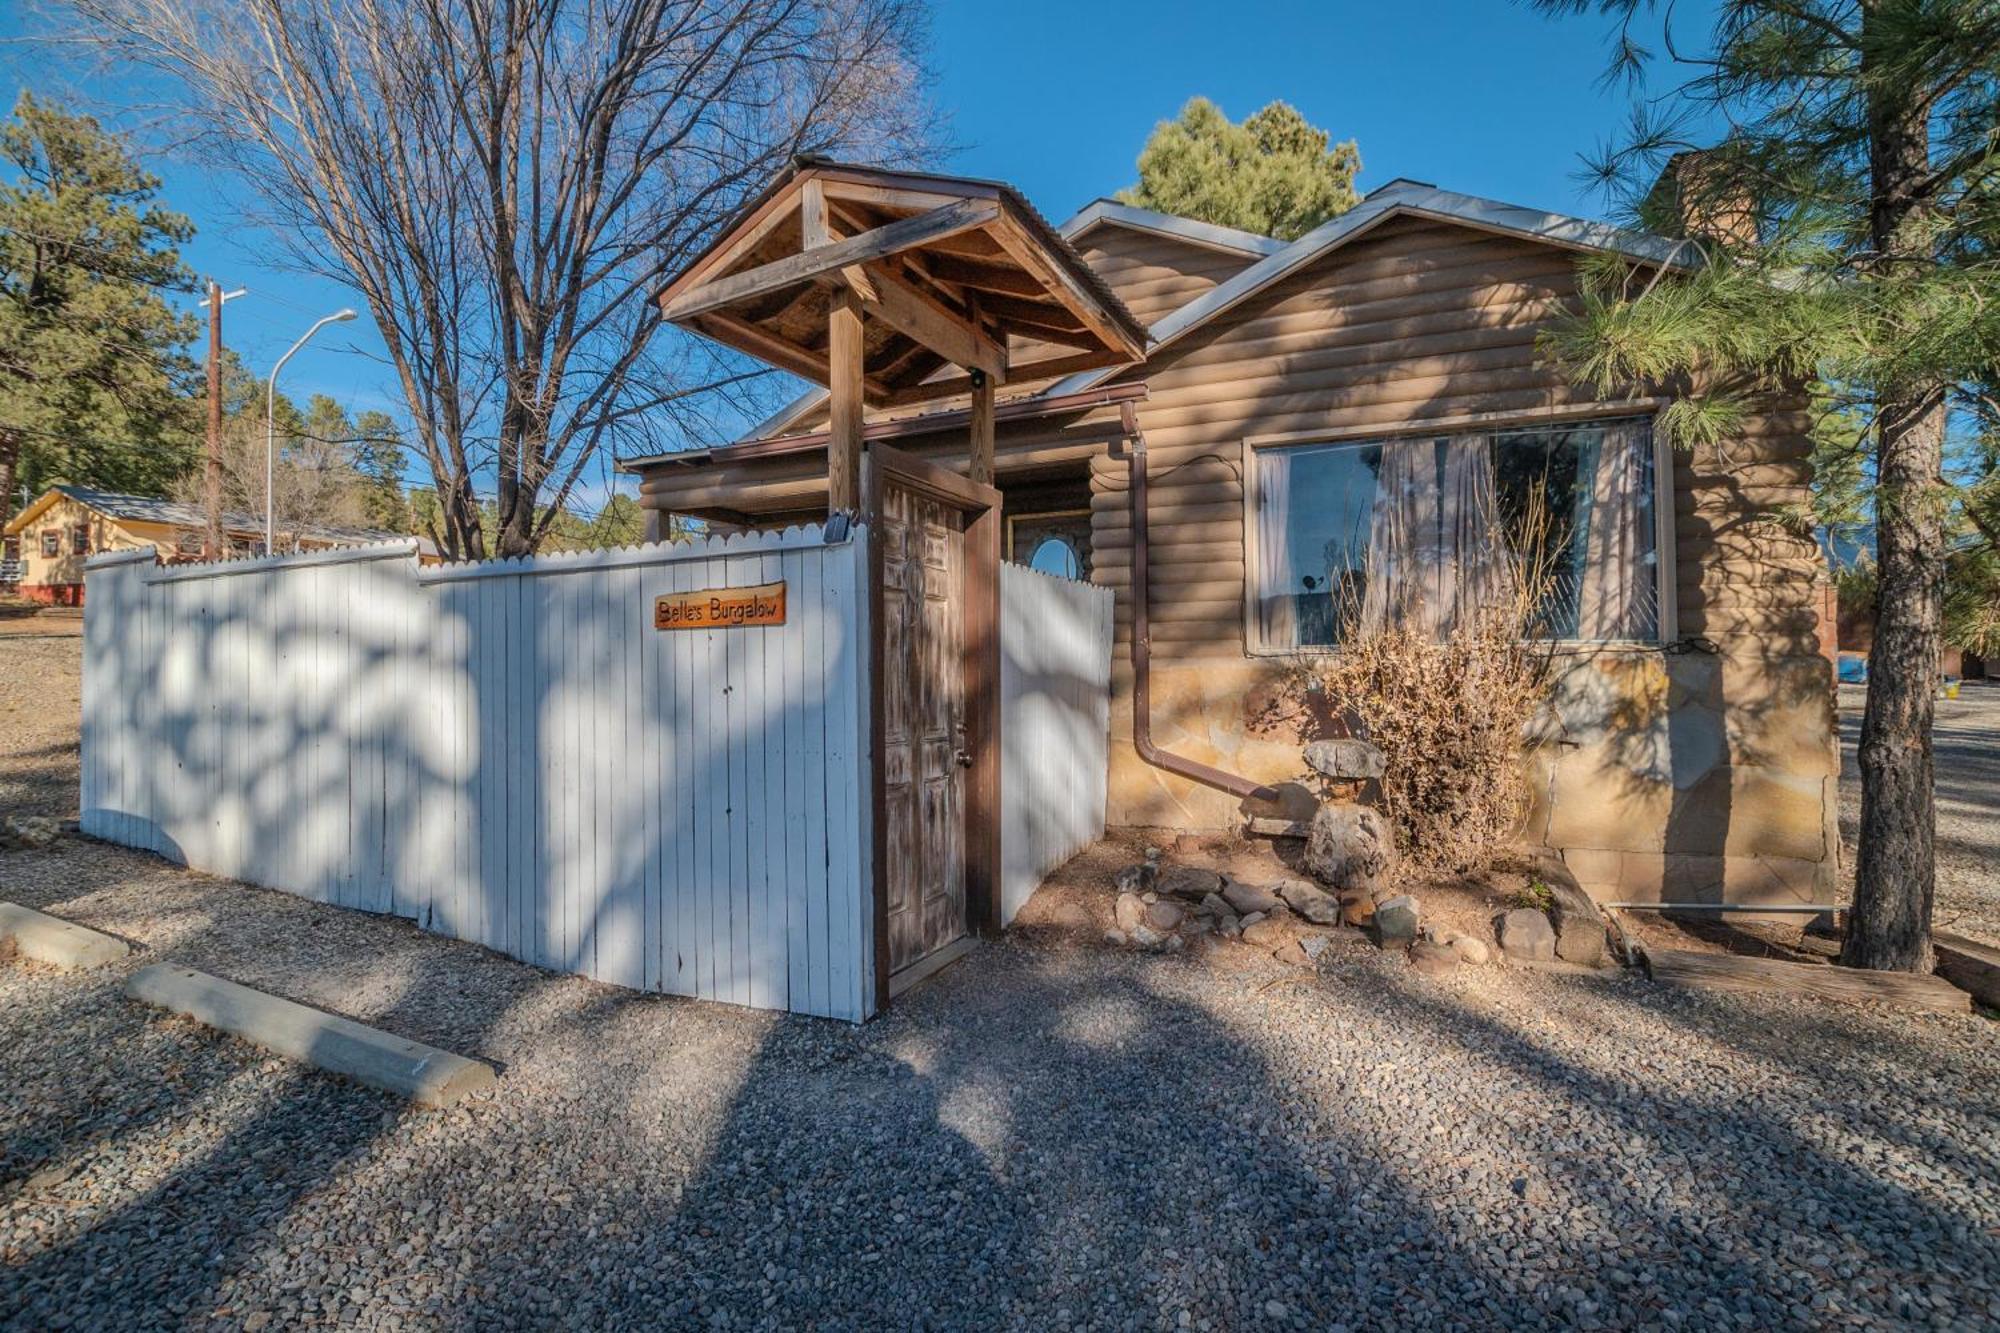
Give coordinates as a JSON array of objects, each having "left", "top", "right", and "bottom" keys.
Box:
[{"left": 656, "top": 159, "right": 1148, "bottom": 409}]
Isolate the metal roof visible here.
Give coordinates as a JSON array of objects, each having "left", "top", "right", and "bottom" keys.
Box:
[{"left": 7, "top": 484, "right": 420, "bottom": 548}]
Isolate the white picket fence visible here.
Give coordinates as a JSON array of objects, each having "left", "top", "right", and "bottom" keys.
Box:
[
  {"left": 998, "top": 562, "right": 1113, "bottom": 923},
  {"left": 82, "top": 527, "right": 876, "bottom": 1021}
]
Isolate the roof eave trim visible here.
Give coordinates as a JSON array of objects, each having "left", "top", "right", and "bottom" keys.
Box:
[{"left": 1059, "top": 199, "right": 1284, "bottom": 259}]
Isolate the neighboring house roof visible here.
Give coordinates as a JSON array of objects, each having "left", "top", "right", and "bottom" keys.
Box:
[
  {"left": 5, "top": 484, "right": 422, "bottom": 551},
  {"left": 630, "top": 177, "right": 1686, "bottom": 461}
]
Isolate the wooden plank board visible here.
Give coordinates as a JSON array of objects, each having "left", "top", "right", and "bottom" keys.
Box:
[
  {"left": 1644, "top": 949, "right": 1972, "bottom": 1014},
  {"left": 1933, "top": 932, "right": 2000, "bottom": 1010}
]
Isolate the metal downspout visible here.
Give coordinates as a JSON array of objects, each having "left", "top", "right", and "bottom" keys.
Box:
[{"left": 1117, "top": 400, "right": 1281, "bottom": 806}]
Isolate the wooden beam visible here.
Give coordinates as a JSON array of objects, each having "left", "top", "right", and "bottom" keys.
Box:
[
  {"left": 692, "top": 311, "right": 890, "bottom": 400},
  {"left": 986, "top": 210, "right": 1145, "bottom": 360},
  {"left": 1934, "top": 932, "right": 2000, "bottom": 1009},
  {"left": 924, "top": 253, "right": 1050, "bottom": 298},
  {"left": 879, "top": 349, "right": 1124, "bottom": 407},
  {"left": 1643, "top": 948, "right": 1972, "bottom": 1014},
  {"left": 968, "top": 369, "right": 995, "bottom": 486},
  {"left": 827, "top": 286, "right": 864, "bottom": 513},
  {"left": 856, "top": 260, "right": 1006, "bottom": 377},
  {"left": 661, "top": 198, "right": 1001, "bottom": 323}
]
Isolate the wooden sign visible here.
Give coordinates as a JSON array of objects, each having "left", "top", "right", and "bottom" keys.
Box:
[{"left": 655, "top": 580, "right": 786, "bottom": 630}]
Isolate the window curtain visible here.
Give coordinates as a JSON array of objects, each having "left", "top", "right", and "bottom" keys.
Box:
[
  {"left": 1256, "top": 449, "right": 1299, "bottom": 647},
  {"left": 1361, "top": 436, "right": 1507, "bottom": 638},
  {"left": 1360, "top": 438, "right": 1432, "bottom": 636},
  {"left": 1575, "top": 423, "right": 1651, "bottom": 639},
  {"left": 1442, "top": 434, "right": 1512, "bottom": 633}
]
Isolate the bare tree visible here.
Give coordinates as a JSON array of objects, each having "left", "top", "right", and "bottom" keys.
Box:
[
  {"left": 60, "top": 0, "right": 934, "bottom": 558},
  {"left": 169, "top": 410, "right": 375, "bottom": 551}
]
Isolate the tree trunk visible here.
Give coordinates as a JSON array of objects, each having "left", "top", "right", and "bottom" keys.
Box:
[
  {"left": 0, "top": 428, "right": 19, "bottom": 530},
  {"left": 1848, "top": 387, "right": 1945, "bottom": 972},
  {"left": 1846, "top": 0, "right": 1944, "bottom": 971}
]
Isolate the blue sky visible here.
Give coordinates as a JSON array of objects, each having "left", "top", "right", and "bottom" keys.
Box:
[{"left": 2, "top": 1, "right": 1717, "bottom": 510}]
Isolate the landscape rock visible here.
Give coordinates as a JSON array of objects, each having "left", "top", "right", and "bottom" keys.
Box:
[
  {"left": 1222, "top": 880, "right": 1280, "bottom": 916},
  {"left": 1241, "top": 916, "right": 1291, "bottom": 948},
  {"left": 1298, "top": 933, "right": 1333, "bottom": 962},
  {"left": 1237, "top": 910, "right": 1268, "bottom": 930},
  {"left": 1196, "top": 892, "right": 1235, "bottom": 921},
  {"left": 1156, "top": 866, "right": 1222, "bottom": 900},
  {"left": 1129, "top": 923, "right": 1166, "bottom": 948},
  {"left": 1103, "top": 929, "right": 1127, "bottom": 946},
  {"left": 1555, "top": 920, "right": 1607, "bottom": 968},
  {"left": 1339, "top": 892, "right": 1375, "bottom": 928},
  {"left": 1537, "top": 863, "right": 1610, "bottom": 968},
  {"left": 1114, "top": 892, "right": 1147, "bottom": 934},
  {"left": 1303, "top": 738, "right": 1386, "bottom": 781},
  {"left": 1450, "top": 935, "right": 1492, "bottom": 966},
  {"left": 1272, "top": 940, "right": 1311, "bottom": 967},
  {"left": 1114, "top": 863, "right": 1157, "bottom": 894},
  {"left": 1, "top": 815, "right": 63, "bottom": 851},
  {"left": 1277, "top": 879, "right": 1342, "bottom": 926},
  {"left": 1145, "top": 900, "right": 1184, "bottom": 932},
  {"left": 1409, "top": 940, "right": 1460, "bottom": 976},
  {"left": 1374, "top": 894, "right": 1420, "bottom": 946},
  {"left": 1498, "top": 908, "right": 1557, "bottom": 962},
  {"left": 1302, "top": 803, "right": 1397, "bottom": 892}
]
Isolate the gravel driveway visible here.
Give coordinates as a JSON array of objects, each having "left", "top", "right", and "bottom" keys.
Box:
[
  {"left": 5, "top": 622, "right": 1999, "bottom": 1331},
  {"left": 1839, "top": 681, "right": 2000, "bottom": 947}
]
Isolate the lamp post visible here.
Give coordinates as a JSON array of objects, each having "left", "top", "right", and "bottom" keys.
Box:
[{"left": 266, "top": 308, "right": 357, "bottom": 552}]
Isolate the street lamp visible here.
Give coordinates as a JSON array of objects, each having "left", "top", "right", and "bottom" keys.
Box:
[{"left": 266, "top": 308, "right": 358, "bottom": 552}]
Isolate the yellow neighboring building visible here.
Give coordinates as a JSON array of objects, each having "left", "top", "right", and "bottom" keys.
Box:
[{"left": 2, "top": 485, "right": 427, "bottom": 605}]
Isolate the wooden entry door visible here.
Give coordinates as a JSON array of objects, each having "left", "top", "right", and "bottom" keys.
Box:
[{"left": 867, "top": 444, "right": 1001, "bottom": 999}]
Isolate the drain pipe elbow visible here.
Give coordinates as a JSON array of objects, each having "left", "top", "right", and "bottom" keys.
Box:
[{"left": 1118, "top": 401, "right": 1282, "bottom": 808}]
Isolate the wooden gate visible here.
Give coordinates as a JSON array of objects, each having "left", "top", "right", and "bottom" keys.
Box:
[{"left": 866, "top": 444, "right": 1001, "bottom": 998}]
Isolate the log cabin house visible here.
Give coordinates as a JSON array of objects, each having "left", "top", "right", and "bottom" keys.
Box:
[
  {"left": 3, "top": 485, "right": 429, "bottom": 605},
  {"left": 630, "top": 163, "right": 1838, "bottom": 914}
]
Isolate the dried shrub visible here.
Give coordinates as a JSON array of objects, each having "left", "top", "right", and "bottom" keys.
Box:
[{"left": 1253, "top": 493, "right": 1561, "bottom": 877}]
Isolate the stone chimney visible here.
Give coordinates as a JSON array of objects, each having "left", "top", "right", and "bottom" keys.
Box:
[{"left": 1645, "top": 150, "right": 1759, "bottom": 249}]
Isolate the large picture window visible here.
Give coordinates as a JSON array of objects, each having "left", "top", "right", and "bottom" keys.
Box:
[{"left": 1251, "top": 418, "right": 1660, "bottom": 650}]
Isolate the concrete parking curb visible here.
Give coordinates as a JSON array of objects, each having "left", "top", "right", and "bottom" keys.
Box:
[
  {"left": 123, "top": 964, "right": 498, "bottom": 1108},
  {"left": 0, "top": 901, "right": 133, "bottom": 968}
]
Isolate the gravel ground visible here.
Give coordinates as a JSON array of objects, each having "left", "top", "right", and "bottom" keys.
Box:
[
  {"left": 1839, "top": 681, "right": 2000, "bottom": 947},
  {"left": 0, "top": 615, "right": 82, "bottom": 822},
  {"left": 4, "top": 621, "right": 1999, "bottom": 1331}
]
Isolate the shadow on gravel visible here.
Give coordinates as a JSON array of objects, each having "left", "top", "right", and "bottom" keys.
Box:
[
  {"left": 431, "top": 951, "right": 1545, "bottom": 1330},
  {"left": 1366, "top": 971, "right": 2000, "bottom": 1324}
]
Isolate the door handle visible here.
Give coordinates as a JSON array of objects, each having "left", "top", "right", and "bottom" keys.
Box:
[{"left": 953, "top": 748, "right": 974, "bottom": 769}]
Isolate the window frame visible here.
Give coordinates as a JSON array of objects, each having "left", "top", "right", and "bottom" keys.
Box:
[
  {"left": 1240, "top": 404, "right": 1677, "bottom": 657},
  {"left": 40, "top": 528, "right": 60, "bottom": 559},
  {"left": 71, "top": 523, "right": 90, "bottom": 556}
]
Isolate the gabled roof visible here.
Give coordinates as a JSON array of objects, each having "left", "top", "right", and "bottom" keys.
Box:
[
  {"left": 1041, "top": 178, "right": 1690, "bottom": 399},
  {"left": 631, "top": 178, "right": 1685, "bottom": 460},
  {"left": 5, "top": 483, "right": 418, "bottom": 548},
  {"left": 655, "top": 158, "right": 1147, "bottom": 410},
  {"left": 1059, "top": 199, "right": 1284, "bottom": 259}
]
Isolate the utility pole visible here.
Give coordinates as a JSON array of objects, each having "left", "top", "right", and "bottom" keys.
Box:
[{"left": 198, "top": 282, "right": 246, "bottom": 559}]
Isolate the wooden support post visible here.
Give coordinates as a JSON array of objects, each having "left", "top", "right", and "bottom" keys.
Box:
[
  {"left": 828, "top": 286, "right": 864, "bottom": 514},
  {"left": 968, "top": 369, "right": 995, "bottom": 487}
]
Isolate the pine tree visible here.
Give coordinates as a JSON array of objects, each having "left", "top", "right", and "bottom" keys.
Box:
[
  {"left": 1117, "top": 98, "right": 1361, "bottom": 241},
  {"left": 0, "top": 93, "right": 198, "bottom": 522},
  {"left": 1529, "top": 0, "right": 2000, "bottom": 971}
]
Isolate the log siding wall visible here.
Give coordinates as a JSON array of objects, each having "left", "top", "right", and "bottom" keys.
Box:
[{"left": 1082, "top": 215, "right": 1836, "bottom": 908}]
